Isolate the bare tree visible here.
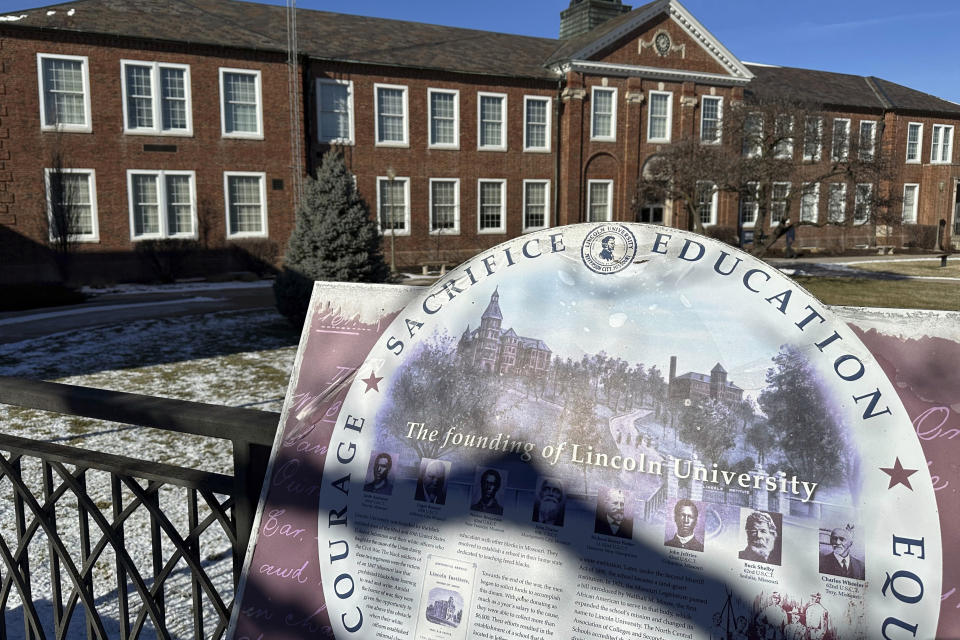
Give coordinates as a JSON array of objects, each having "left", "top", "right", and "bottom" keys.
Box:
[
  {"left": 635, "top": 95, "right": 900, "bottom": 255},
  {"left": 45, "top": 128, "right": 85, "bottom": 282}
]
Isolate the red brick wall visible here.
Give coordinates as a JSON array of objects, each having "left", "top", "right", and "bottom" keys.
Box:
[
  {"left": 0, "top": 29, "right": 299, "bottom": 281},
  {"left": 308, "top": 62, "right": 557, "bottom": 267}
]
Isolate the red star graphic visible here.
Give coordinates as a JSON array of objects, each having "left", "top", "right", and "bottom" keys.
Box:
[
  {"left": 361, "top": 372, "right": 383, "bottom": 393},
  {"left": 880, "top": 457, "right": 918, "bottom": 491}
]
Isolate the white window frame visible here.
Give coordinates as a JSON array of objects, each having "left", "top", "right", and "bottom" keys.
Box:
[
  {"left": 695, "top": 180, "right": 718, "bottom": 227},
  {"left": 219, "top": 68, "right": 263, "bottom": 139},
  {"left": 37, "top": 53, "right": 92, "bottom": 133},
  {"left": 523, "top": 96, "right": 551, "bottom": 152},
  {"left": 831, "top": 118, "right": 851, "bottom": 161},
  {"left": 477, "top": 179, "right": 507, "bottom": 234},
  {"left": 587, "top": 179, "right": 614, "bottom": 223},
  {"left": 126, "top": 170, "right": 198, "bottom": 240},
  {"left": 906, "top": 122, "right": 923, "bottom": 163},
  {"left": 223, "top": 171, "right": 268, "bottom": 238},
  {"left": 773, "top": 115, "right": 794, "bottom": 159},
  {"left": 740, "top": 182, "right": 759, "bottom": 228},
  {"left": 803, "top": 116, "right": 822, "bottom": 162},
  {"left": 427, "top": 88, "right": 459, "bottom": 149},
  {"left": 827, "top": 182, "right": 847, "bottom": 223},
  {"left": 743, "top": 112, "right": 763, "bottom": 158},
  {"left": 700, "top": 95, "right": 722, "bottom": 144},
  {"left": 901, "top": 184, "right": 919, "bottom": 224},
  {"left": 800, "top": 182, "right": 820, "bottom": 223},
  {"left": 377, "top": 176, "right": 411, "bottom": 236},
  {"left": 647, "top": 90, "right": 673, "bottom": 143},
  {"left": 317, "top": 79, "right": 354, "bottom": 144},
  {"left": 931, "top": 124, "right": 954, "bottom": 164},
  {"left": 477, "top": 92, "right": 507, "bottom": 151},
  {"left": 854, "top": 183, "right": 873, "bottom": 225},
  {"left": 858, "top": 120, "right": 876, "bottom": 161},
  {"left": 428, "top": 178, "right": 460, "bottom": 235},
  {"left": 43, "top": 168, "right": 99, "bottom": 242},
  {"left": 522, "top": 179, "right": 551, "bottom": 232},
  {"left": 120, "top": 60, "right": 193, "bottom": 136},
  {"left": 374, "top": 84, "right": 409, "bottom": 147},
  {"left": 590, "top": 87, "right": 617, "bottom": 142},
  {"left": 770, "top": 182, "right": 791, "bottom": 225}
]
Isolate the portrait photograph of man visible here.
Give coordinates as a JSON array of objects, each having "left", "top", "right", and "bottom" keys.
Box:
[
  {"left": 532, "top": 477, "right": 565, "bottom": 527},
  {"left": 470, "top": 468, "right": 505, "bottom": 515},
  {"left": 362, "top": 451, "right": 394, "bottom": 495},
  {"left": 594, "top": 487, "right": 632, "bottom": 539},
  {"left": 414, "top": 458, "right": 450, "bottom": 505},
  {"left": 664, "top": 498, "right": 704, "bottom": 552},
  {"left": 738, "top": 509, "right": 782, "bottom": 565},
  {"left": 818, "top": 523, "right": 864, "bottom": 580}
]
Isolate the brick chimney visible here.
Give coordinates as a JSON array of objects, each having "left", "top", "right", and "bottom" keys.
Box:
[{"left": 559, "top": 0, "right": 632, "bottom": 39}]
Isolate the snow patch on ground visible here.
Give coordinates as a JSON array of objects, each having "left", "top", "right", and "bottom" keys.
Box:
[{"left": 0, "top": 308, "right": 299, "bottom": 639}]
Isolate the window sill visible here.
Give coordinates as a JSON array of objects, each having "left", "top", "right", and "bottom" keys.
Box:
[
  {"left": 478, "top": 228, "right": 506, "bottom": 235},
  {"left": 124, "top": 129, "right": 194, "bottom": 137},
  {"left": 222, "top": 133, "right": 264, "bottom": 141},
  {"left": 428, "top": 229, "right": 460, "bottom": 236},
  {"left": 375, "top": 141, "right": 409, "bottom": 149},
  {"left": 41, "top": 124, "right": 92, "bottom": 134},
  {"left": 227, "top": 231, "right": 269, "bottom": 239}
]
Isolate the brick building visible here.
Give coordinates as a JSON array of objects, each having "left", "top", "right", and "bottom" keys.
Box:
[
  {"left": 458, "top": 288, "right": 552, "bottom": 377},
  {"left": 2, "top": 0, "right": 959, "bottom": 283},
  {"left": 667, "top": 356, "right": 743, "bottom": 405}
]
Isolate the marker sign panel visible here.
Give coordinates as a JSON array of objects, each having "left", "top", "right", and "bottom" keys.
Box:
[{"left": 315, "top": 225, "right": 940, "bottom": 640}]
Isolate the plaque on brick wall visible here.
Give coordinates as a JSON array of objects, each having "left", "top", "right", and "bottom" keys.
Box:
[{"left": 232, "top": 224, "right": 948, "bottom": 640}]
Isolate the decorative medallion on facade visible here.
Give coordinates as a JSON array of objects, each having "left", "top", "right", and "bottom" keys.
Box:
[{"left": 640, "top": 29, "right": 685, "bottom": 58}]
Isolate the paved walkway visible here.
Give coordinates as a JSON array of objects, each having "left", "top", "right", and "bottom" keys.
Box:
[{"left": 0, "top": 281, "right": 275, "bottom": 344}]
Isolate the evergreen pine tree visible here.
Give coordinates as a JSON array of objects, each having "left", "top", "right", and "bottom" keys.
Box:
[{"left": 274, "top": 151, "right": 390, "bottom": 325}]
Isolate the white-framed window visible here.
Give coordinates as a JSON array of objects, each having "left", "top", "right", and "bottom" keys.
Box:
[
  {"left": 695, "top": 181, "right": 717, "bottom": 226},
  {"left": 931, "top": 124, "right": 954, "bottom": 164},
  {"left": 591, "top": 87, "right": 617, "bottom": 141},
  {"left": 43, "top": 168, "right": 98, "bottom": 241},
  {"left": 858, "top": 121, "right": 876, "bottom": 161},
  {"left": 478, "top": 92, "right": 507, "bottom": 150},
  {"left": 831, "top": 118, "right": 850, "bottom": 161},
  {"left": 429, "top": 178, "right": 459, "bottom": 234},
  {"left": 375, "top": 84, "right": 409, "bottom": 146},
  {"left": 587, "top": 180, "right": 613, "bottom": 222},
  {"left": 901, "top": 184, "right": 919, "bottom": 224},
  {"left": 740, "top": 182, "right": 759, "bottom": 227},
  {"left": 126, "top": 170, "right": 197, "bottom": 239},
  {"left": 803, "top": 116, "right": 822, "bottom": 162},
  {"left": 906, "top": 122, "right": 922, "bottom": 163},
  {"left": 827, "top": 182, "right": 847, "bottom": 223},
  {"left": 224, "top": 172, "right": 267, "bottom": 237},
  {"left": 800, "top": 182, "right": 820, "bottom": 223},
  {"left": 427, "top": 89, "right": 459, "bottom": 149},
  {"left": 854, "top": 183, "right": 873, "bottom": 224},
  {"left": 647, "top": 90, "right": 673, "bottom": 142},
  {"left": 219, "top": 68, "right": 262, "bottom": 138},
  {"left": 523, "top": 180, "right": 550, "bottom": 232},
  {"left": 377, "top": 176, "right": 411, "bottom": 235},
  {"left": 743, "top": 112, "right": 763, "bottom": 158},
  {"left": 37, "top": 53, "right": 91, "bottom": 132},
  {"left": 318, "top": 79, "right": 353, "bottom": 144},
  {"left": 700, "top": 95, "right": 722, "bottom": 144},
  {"left": 121, "top": 60, "right": 192, "bottom": 135},
  {"left": 773, "top": 115, "right": 794, "bottom": 159},
  {"left": 770, "top": 182, "right": 791, "bottom": 224},
  {"left": 477, "top": 179, "right": 506, "bottom": 233},
  {"left": 524, "top": 96, "right": 551, "bottom": 152}
]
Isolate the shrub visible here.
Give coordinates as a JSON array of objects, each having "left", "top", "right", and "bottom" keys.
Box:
[{"left": 274, "top": 151, "right": 390, "bottom": 325}]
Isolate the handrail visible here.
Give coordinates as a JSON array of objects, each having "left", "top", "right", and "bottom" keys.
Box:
[{"left": 0, "top": 375, "right": 278, "bottom": 445}]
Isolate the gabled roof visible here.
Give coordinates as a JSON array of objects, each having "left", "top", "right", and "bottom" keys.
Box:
[
  {"left": 546, "top": 0, "right": 754, "bottom": 84},
  {"left": 3, "top": 0, "right": 561, "bottom": 80},
  {"left": 745, "top": 64, "right": 960, "bottom": 116}
]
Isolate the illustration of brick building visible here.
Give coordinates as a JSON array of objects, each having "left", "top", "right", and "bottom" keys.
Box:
[{"left": 458, "top": 288, "right": 552, "bottom": 377}]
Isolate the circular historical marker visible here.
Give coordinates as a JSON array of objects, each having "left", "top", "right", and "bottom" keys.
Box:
[{"left": 317, "top": 224, "right": 940, "bottom": 639}]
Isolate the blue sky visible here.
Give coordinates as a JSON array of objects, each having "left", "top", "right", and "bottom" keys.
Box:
[{"left": 6, "top": 0, "right": 958, "bottom": 104}]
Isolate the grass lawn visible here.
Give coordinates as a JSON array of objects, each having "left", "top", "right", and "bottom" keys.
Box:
[
  {"left": 845, "top": 259, "right": 960, "bottom": 279},
  {"left": 793, "top": 276, "right": 960, "bottom": 311}
]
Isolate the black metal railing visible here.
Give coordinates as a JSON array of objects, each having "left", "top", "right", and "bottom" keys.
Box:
[{"left": 0, "top": 376, "right": 278, "bottom": 640}]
